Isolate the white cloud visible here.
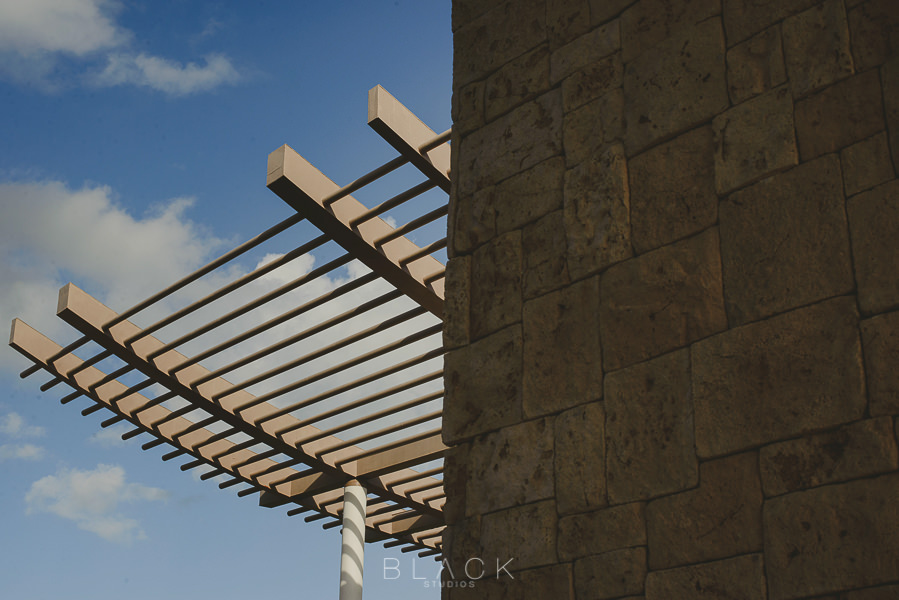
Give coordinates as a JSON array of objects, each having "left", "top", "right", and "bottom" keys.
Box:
[
  {"left": 0, "top": 0, "right": 126, "bottom": 56},
  {"left": 25, "top": 464, "right": 168, "bottom": 544},
  {"left": 0, "top": 443, "right": 46, "bottom": 461},
  {"left": 95, "top": 52, "right": 240, "bottom": 96},
  {"left": 0, "top": 412, "right": 46, "bottom": 438},
  {"left": 88, "top": 423, "right": 134, "bottom": 447}
]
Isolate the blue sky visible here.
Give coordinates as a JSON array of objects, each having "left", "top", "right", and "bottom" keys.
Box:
[{"left": 0, "top": 1, "right": 451, "bottom": 598}]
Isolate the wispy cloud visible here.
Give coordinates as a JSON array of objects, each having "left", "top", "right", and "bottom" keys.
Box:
[
  {"left": 88, "top": 423, "right": 135, "bottom": 447},
  {"left": 95, "top": 52, "right": 240, "bottom": 96},
  {"left": 0, "top": 412, "right": 46, "bottom": 438},
  {"left": 0, "top": 443, "right": 46, "bottom": 462},
  {"left": 25, "top": 464, "right": 168, "bottom": 544}
]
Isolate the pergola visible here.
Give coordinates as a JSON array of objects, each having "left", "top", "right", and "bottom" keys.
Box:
[{"left": 10, "top": 86, "right": 450, "bottom": 599}]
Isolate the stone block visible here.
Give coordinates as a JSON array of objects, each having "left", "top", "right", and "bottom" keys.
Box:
[
  {"left": 693, "top": 297, "right": 866, "bottom": 457},
  {"left": 563, "top": 142, "right": 632, "bottom": 280},
  {"left": 861, "top": 310, "right": 899, "bottom": 415},
  {"left": 555, "top": 402, "right": 607, "bottom": 515},
  {"left": 882, "top": 56, "right": 899, "bottom": 175},
  {"left": 450, "top": 186, "right": 496, "bottom": 256},
  {"left": 782, "top": 0, "right": 854, "bottom": 99},
  {"left": 847, "top": 179, "right": 899, "bottom": 314},
  {"left": 795, "top": 69, "right": 884, "bottom": 160},
  {"left": 466, "top": 418, "right": 555, "bottom": 515},
  {"left": 443, "top": 325, "right": 522, "bottom": 444},
  {"left": 589, "top": 0, "right": 636, "bottom": 26},
  {"left": 470, "top": 230, "right": 521, "bottom": 339},
  {"left": 558, "top": 502, "right": 645, "bottom": 561},
  {"left": 485, "top": 45, "right": 551, "bottom": 122},
  {"left": 849, "top": 0, "right": 899, "bottom": 71},
  {"left": 713, "top": 85, "right": 798, "bottom": 195},
  {"left": 443, "top": 255, "right": 471, "bottom": 350},
  {"left": 442, "top": 443, "right": 469, "bottom": 526},
  {"left": 452, "top": 0, "right": 494, "bottom": 32},
  {"left": 843, "top": 585, "right": 899, "bottom": 600},
  {"left": 646, "top": 452, "right": 763, "bottom": 569},
  {"left": 523, "top": 210, "right": 570, "bottom": 299},
  {"left": 452, "top": 80, "right": 484, "bottom": 138},
  {"left": 600, "top": 229, "right": 726, "bottom": 371},
  {"left": 764, "top": 474, "right": 899, "bottom": 599},
  {"left": 841, "top": 132, "right": 894, "bottom": 196},
  {"left": 494, "top": 156, "right": 564, "bottom": 235},
  {"left": 624, "top": 18, "right": 728, "bottom": 155},
  {"left": 563, "top": 88, "right": 625, "bottom": 167},
  {"left": 620, "top": 0, "right": 721, "bottom": 62},
  {"left": 574, "top": 547, "right": 646, "bottom": 600},
  {"left": 480, "top": 500, "right": 557, "bottom": 572},
  {"left": 723, "top": 0, "right": 819, "bottom": 45},
  {"left": 523, "top": 277, "right": 602, "bottom": 418},
  {"left": 760, "top": 417, "right": 898, "bottom": 497},
  {"left": 605, "top": 349, "right": 698, "bottom": 503},
  {"left": 454, "top": 0, "right": 547, "bottom": 87},
  {"left": 561, "top": 52, "right": 622, "bottom": 111},
  {"left": 719, "top": 155, "right": 854, "bottom": 325},
  {"left": 547, "top": 0, "right": 591, "bottom": 49},
  {"left": 550, "top": 20, "right": 620, "bottom": 84},
  {"left": 457, "top": 90, "right": 563, "bottom": 197},
  {"left": 629, "top": 126, "right": 717, "bottom": 254},
  {"left": 645, "top": 554, "right": 767, "bottom": 600},
  {"left": 449, "top": 564, "right": 573, "bottom": 600},
  {"left": 726, "top": 24, "right": 787, "bottom": 104}
]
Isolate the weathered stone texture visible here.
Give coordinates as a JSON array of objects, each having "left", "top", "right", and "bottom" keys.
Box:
[
  {"left": 646, "top": 452, "right": 763, "bottom": 569},
  {"left": 589, "top": 0, "right": 637, "bottom": 26},
  {"left": 550, "top": 20, "right": 621, "bottom": 84},
  {"left": 605, "top": 349, "right": 698, "bottom": 503},
  {"left": 883, "top": 57, "right": 899, "bottom": 175},
  {"left": 574, "top": 547, "right": 646, "bottom": 600},
  {"left": 719, "top": 155, "right": 854, "bottom": 325},
  {"left": 693, "top": 297, "right": 866, "bottom": 457},
  {"left": 522, "top": 210, "right": 570, "bottom": 299},
  {"left": 723, "top": 0, "right": 819, "bottom": 44},
  {"left": 466, "top": 418, "right": 554, "bottom": 515},
  {"left": 563, "top": 88, "right": 625, "bottom": 167},
  {"left": 840, "top": 132, "right": 894, "bottom": 197},
  {"left": 470, "top": 230, "right": 521, "bottom": 339},
  {"left": 644, "top": 554, "right": 767, "bottom": 600},
  {"left": 726, "top": 24, "right": 787, "bottom": 103},
  {"left": 494, "top": 156, "right": 564, "bottom": 235},
  {"left": 558, "top": 502, "right": 645, "bottom": 560},
  {"left": 794, "top": 69, "right": 884, "bottom": 161},
  {"left": 443, "top": 325, "right": 522, "bottom": 444},
  {"left": 847, "top": 180, "right": 899, "bottom": 315},
  {"left": 480, "top": 500, "right": 557, "bottom": 572},
  {"left": 448, "top": 564, "right": 573, "bottom": 600},
  {"left": 600, "top": 229, "right": 726, "bottom": 371},
  {"left": 547, "top": 0, "right": 591, "bottom": 49},
  {"left": 451, "top": 186, "right": 496, "bottom": 255},
  {"left": 629, "top": 126, "right": 718, "bottom": 254},
  {"left": 485, "top": 46, "right": 551, "bottom": 122},
  {"left": 713, "top": 85, "right": 798, "bottom": 194},
  {"left": 782, "top": 0, "right": 854, "bottom": 98},
  {"left": 443, "top": 255, "right": 471, "bottom": 350},
  {"left": 764, "top": 474, "right": 899, "bottom": 599},
  {"left": 523, "top": 277, "right": 602, "bottom": 417},
  {"left": 843, "top": 585, "right": 899, "bottom": 600},
  {"left": 555, "top": 402, "right": 606, "bottom": 515},
  {"left": 623, "top": 18, "right": 728, "bottom": 155},
  {"left": 759, "top": 417, "right": 899, "bottom": 496},
  {"left": 563, "top": 142, "right": 632, "bottom": 280},
  {"left": 442, "top": 443, "right": 469, "bottom": 526},
  {"left": 457, "top": 91, "right": 563, "bottom": 197},
  {"left": 620, "top": 0, "right": 720, "bottom": 62},
  {"left": 561, "top": 52, "right": 622, "bottom": 111},
  {"left": 861, "top": 310, "right": 899, "bottom": 416},
  {"left": 849, "top": 0, "right": 899, "bottom": 71},
  {"left": 452, "top": 80, "right": 485, "bottom": 137}
]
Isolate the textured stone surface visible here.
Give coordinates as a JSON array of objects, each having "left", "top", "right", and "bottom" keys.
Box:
[
  {"left": 485, "top": 45, "right": 551, "bottom": 122},
  {"left": 605, "top": 349, "right": 698, "bottom": 503},
  {"left": 574, "top": 547, "right": 646, "bottom": 600},
  {"left": 764, "top": 474, "right": 899, "bottom": 599},
  {"left": 550, "top": 20, "right": 620, "bottom": 84},
  {"left": 495, "top": 156, "right": 564, "bottom": 235},
  {"left": 563, "top": 142, "right": 631, "bottom": 280},
  {"left": 782, "top": 0, "right": 854, "bottom": 98},
  {"left": 713, "top": 85, "right": 798, "bottom": 194},
  {"left": 647, "top": 452, "right": 763, "bottom": 569},
  {"left": 600, "top": 229, "right": 726, "bottom": 371},
  {"left": 719, "top": 155, "right": 854, "bottom": 325},
  {"left": 794, "top": 69, "right": 884, "bottom": 160},
  {"left": 522, "top": 210, "right": 570, "bottom": 299},
  {"left": 444, "top": 255, "right": 471, "bottom": 351},
  {"left": 693, "top": 297, "right": 866, "bottom": 457},
  {"left": 555, "top": 402, "right": 606, "bottom": 515},
  {"left": 466, "top": 418, "right": 554, "bottom": 515},
  {"left": 861, "top": 310, "right": 899, "bottom": 416},
  {"left": 629, "top": 126, "right": 717, "bottom": 254},
  {"left": 452, "top": 80, "right": 485, "bottom": 137},
  {"left": 457, "top": 91, "right": 563, "bottom": 197},
  {"left": 883, "top": 56, "right": 899, "bottom": 175},
  {"left": 726, "top": 24, "right": 787, "bottom": 103},
  {"left": 624, "top": 18, "right": 728, "bottom": 155},
  {"left": 589, "top": 0, "right": 636, "bottom": 25},
  {"left": 563, "top": 88, "right": 624, "bottom": 166},
  {"left": 470, "top": 230, "right": 521, "bottom": 339},
  {"left": 547, "top": 0, "right": 591, "bottom": 49},
  {"left": 448, "top": 564, "right": 573, "bottom": 600},
  {"left": 841, "top": 132, "right": 894, "bottom": 196},
  {"left": 442, "top": 443, "right": 470, "bottom": 526},
  {"left": 523, "top": 277, "right": 602, "bottom": 417},
  {"left": 451, "top": 185, "right": 496, "bottom": 255},
  {"left": 723, "top": 0, "right": 819, "bottom": 44},
  {"left": 760, "top": 417, "right": 898, "bottom": 496},
  {"left": 847, "top": 179, "right": 899, "bottom": 315},
  {"left": 645, "top": 554, "right": 767, "bottom": 600},
  {"left": 480, "top": 500, "right": 557, "bottom": 572},
  {"left": 561, "top": 52, "right": 622, "bottom": 111},
  {"left": 558, "top": 502, "right": 645, "bottom": 560},
  {"left": 443, "top": 325, "right": 522, "bottom": 444},
  {"left": 620, "top": 0, "right": 720, "bottom": 62},
  {"left": 849, "top": 0, "right": 899, "bottom": 71},
  {"left": 843, "top": 585, "right": 899, "bottom": 600}
]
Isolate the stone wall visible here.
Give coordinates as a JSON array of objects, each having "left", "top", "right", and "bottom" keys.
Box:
[{"left": 443, "top": 0, "right": 899, "bottom": 598}]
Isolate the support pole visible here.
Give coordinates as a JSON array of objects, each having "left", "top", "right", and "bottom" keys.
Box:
[{"left": 339, "top": 480, "right": 367, "bottom": 600}]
